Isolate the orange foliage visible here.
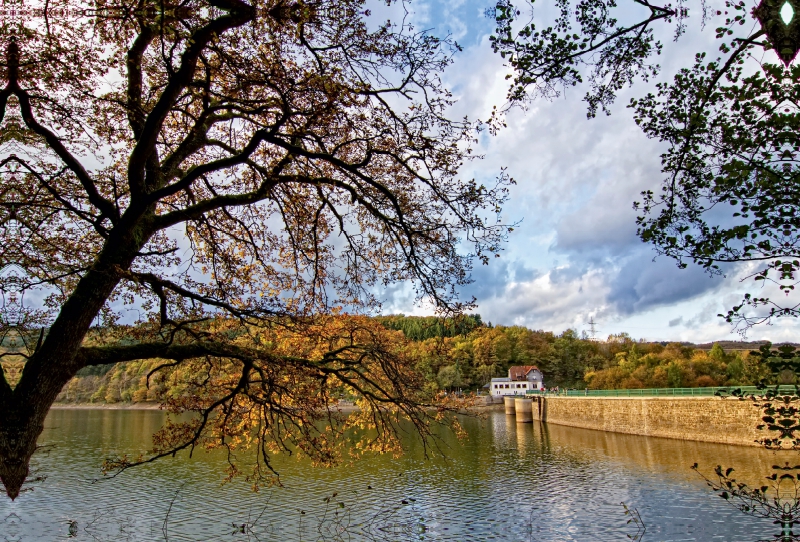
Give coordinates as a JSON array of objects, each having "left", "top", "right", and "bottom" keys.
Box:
[{"left": 102, "top": 316, "right": 464, "bottom": 490}]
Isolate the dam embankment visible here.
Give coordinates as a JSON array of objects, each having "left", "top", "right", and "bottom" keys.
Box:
[{"left": 486, "top": 395, "right": 764, "bottom": 447}]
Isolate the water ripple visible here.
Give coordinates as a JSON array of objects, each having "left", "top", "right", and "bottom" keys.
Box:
[{"left": 0, "top": 409, "right": 782, "bottom": 541}]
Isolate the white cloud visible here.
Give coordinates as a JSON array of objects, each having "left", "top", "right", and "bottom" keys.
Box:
[{"left": 468, "top": 266, "right": 610, "bottom": 332}]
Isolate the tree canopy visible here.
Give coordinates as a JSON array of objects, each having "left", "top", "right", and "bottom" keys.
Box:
[
  {"left": 490, "top": 0, "right": 687, "bottom": 117},
  {"left": 0, "top": 0, "right": 512, "bottom": 499},
  {"left": 492, "top": 0, "right": 800, "bottom": 332}
]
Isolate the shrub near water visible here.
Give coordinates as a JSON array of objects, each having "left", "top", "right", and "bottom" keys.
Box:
[{"left": 59, "top": 359, "right": 167, "bottom": 404}]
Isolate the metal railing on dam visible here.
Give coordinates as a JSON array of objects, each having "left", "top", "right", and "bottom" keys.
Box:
[{"left": 523, "top": 385, "right": 798, "bottom": 398}]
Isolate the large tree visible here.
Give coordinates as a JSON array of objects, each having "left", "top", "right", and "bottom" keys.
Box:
[
  {"left": 492, "top": 0, "right": 800, "bottom": 332},
  {"left": 631, "top": 56, "right": 800, "bottom": 331},
  {"left": 624, "top": 1, "right": 800, "bottom": 331},
  {"left": 0, "top": 0, "right": 511, "bottom": 499}
]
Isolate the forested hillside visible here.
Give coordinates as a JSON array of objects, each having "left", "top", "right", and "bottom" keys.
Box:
[{"left": 49, "top": 316, "right": 776, "bottom": 404}]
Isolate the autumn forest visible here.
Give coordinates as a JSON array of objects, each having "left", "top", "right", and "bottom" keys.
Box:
[{"left": 51, "top": 315, "right": 771, "bottom": 405}]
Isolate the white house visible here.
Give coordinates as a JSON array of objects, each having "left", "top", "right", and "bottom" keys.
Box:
[{"left": 489, "top": 366, "right": 544, "bottom": 396}]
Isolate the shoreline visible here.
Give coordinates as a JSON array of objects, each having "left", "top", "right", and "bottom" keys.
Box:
[
  {"left": 51, "top": 402, "right": 366, "bottom": 412},
  {"left": 50, "top": 402, "right": 499, "bottom": 413},
  {"left": 52, "top": 402, "right": 163, "bottom": 410}
]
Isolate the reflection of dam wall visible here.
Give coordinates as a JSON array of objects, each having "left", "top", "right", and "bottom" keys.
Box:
[
  {"left": 516, "top": 396, "right": 763, "bottom": 447},
  {"left": 537, "top": 419, "right": 778, "bottom": 485}
]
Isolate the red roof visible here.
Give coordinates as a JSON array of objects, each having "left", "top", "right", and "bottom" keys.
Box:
[{"left": 509, "top": 365, "right": 541, "bottom": 381}]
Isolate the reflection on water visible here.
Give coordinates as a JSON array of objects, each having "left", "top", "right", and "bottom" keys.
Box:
[{"left": 0, "top": 408, "right": 790, "bottom": 540}]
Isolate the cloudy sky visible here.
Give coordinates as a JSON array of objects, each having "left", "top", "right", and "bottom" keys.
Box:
[{"left": 377, "top": 0, "right": 799, "bottom": 344}]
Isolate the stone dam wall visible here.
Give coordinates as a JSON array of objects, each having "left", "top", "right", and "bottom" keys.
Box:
[{"left": 488, "top": 396, "right": 765, "bottom": 447}]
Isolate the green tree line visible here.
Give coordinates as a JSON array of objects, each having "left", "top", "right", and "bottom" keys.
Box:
[{"left": 374, "top": 314, "right": 484, "bottom": 341}]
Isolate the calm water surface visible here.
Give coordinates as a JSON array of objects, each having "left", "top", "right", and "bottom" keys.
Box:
[{"left": 0, "top": 408, "right": 790, "bottom": 541}]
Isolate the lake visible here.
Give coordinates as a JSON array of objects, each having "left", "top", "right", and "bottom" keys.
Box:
[{"left": 0, "top": 408, "right": 789, "bottom": 541}]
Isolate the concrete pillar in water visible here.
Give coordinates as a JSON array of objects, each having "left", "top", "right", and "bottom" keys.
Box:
[
  {"left": 515, "top": 398, "right": 533, "bottom": 423},
  {"left": 504, "top": 395, "right": 516, "bottom": 415}
]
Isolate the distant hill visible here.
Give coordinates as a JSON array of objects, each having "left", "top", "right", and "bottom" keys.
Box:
[{"left": 692, "top": 340, "right": 796, "bottom": 352}]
